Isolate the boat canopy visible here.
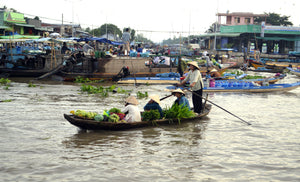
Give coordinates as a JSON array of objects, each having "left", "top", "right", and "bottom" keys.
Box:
[{"left": 74, "top": 37, "right": 124, "bottom": 46}]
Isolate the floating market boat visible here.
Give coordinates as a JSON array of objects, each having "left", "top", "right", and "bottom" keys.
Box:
[
  {"left": 64, "top": 105, "right": 211, "bottom": 131},
  {"left": 167, "top": 82, "right": 300, "bottom": 93},
  {"left": 117, "top": 76, "right": 181, "bottom": 85},
  {"left": 287, "top": 67, "right": 300, "bottom": 77}
]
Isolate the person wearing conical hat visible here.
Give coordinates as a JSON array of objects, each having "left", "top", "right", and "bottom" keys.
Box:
[
  {"left": 209, "top": 68, "right": 221, "bottom": 78},
  {"left": 143, "top": 94, "right": 163, "bottom": 118},
  {"left": 171, "top": 88, "right": 190, "bottom": 110},
  {"left": 176, "top": 61, "right": 204, "bottom": 114},
  {"left": 122, "top": 96, "right": 141, "bottom": 122}
]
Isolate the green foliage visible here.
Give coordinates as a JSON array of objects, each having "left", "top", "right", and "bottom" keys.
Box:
[
  {"left": 163, "top": 104, "right": 195, "bottom": 123},
  {"left": 87, "top": 24, "right": 123, "bottom": 38},
  {"left": 137, "top": 91, "right": 148, "bottom": 99},
  {"left": 28, "top": 82, "right": 36, "bottom": 87},
  {"left": 79, "top": 84, "right": 128, "bottom": 97},
  {"left": 0, "top": 78, "right": 11, "bottom": 86},
  {"left": 1, "top": 99, "right": 12, "bottom": 102},
  {"left": 109, "top": 107, "right": 121, "bottom": 114},
  {"left": 142, "top": 110, "right": 161, "bottom": 121},
  {"left": 74, "top": 76, "right": 104, "bottom": 83},
  {"left": 224, "top": 43, "right": 234, "bottom": 48},
  {"left": 254, "top": 12, "right": 293, "bottom": 26}
]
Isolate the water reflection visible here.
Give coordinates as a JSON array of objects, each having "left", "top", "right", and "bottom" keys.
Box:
[{"left": 62, "top": 118, "right": 210, "bottom": 151}]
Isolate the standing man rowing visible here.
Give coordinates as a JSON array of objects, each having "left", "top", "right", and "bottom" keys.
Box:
[{"left": 122, "top": 28, "right": 131, "bottom": 56}]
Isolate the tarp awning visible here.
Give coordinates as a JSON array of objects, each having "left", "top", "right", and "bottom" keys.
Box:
[
  {"left": 0, "top": 35, "right": 41, "bottom": 39},
  {"left": 14, "top": 23, "right": 35, "bottom": 28},
  {"left": 0, "top": 26, "right": 10, "bottom": 29},
  {"left": 75, "top": 37, "right": 124, "bottom": 45},
  {"left": 256, "top": 36, "right": 300, "bottom": 41},
  {"left": 198, "top": 33, "right": 241, "bottom": 38}
]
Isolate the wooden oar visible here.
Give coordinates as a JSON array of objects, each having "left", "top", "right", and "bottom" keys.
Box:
[
  {"left": 160, "top": 94, "right": 173, "bottom": 101},
  {"left": 184, "top": 89, "right": 251, "bottom": 125}
]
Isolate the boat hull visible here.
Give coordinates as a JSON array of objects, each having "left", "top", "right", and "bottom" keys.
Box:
[{"left": 64, "top": 105, "right": 211, "bottom": 131}]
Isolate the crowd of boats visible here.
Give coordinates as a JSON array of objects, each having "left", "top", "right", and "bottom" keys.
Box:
[
  {"left": 1, "top": 36, "right": 300, "bottom": 93},
  {"left": 1, "top": 37, "right": 300, "bottom": 131}
]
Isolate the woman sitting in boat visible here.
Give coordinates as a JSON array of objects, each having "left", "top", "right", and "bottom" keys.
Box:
[
  {"left": 121, "top": 96, "right": 141, "bottom": 122},
  {"left": 171, "top": 88, "right": 190, "bottom": 111},
  {"left": 144, "top": 95, "right": 163, "bottom": 118}
]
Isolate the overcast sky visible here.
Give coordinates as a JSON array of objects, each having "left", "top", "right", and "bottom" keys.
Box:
[{"left": 1, "top": 0, "right": 299, "bottom": 42}]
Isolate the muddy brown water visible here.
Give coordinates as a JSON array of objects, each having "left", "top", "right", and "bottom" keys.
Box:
[{"left": 0, "top": 73, "right": 299, "bottom": 181}]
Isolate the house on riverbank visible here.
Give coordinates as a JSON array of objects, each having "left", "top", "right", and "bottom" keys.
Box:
[{"left": 200, "top": 12, "right": 300, "bottom": 54}]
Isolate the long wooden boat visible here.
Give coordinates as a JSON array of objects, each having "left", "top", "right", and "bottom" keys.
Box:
[
  {"left": 287, "top": 67, "right": 300, "bottom": 77},
  {"left": 64, "top": 105, "right": 211, "bottom": 131},
  {"left": 215, "top": 73, "right": 286, "bottom": 85},
  {"left": 167, "top": 82, "right": 300, "bottom": 93},
  {"left": 117, "top": 77, "right": 181, "bottom": 85},
  {"left": 250, "top": 62, "right": 264, "bottom": 69}
]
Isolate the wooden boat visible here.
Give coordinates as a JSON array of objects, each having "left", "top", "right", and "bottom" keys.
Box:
[
  {"left": 250, "top": 62, "right": 264, "bottom": 69},
  {"left": 215, "top": 73, "right": 286, "bottom": 85},
  {"left": 203, "top": 82, "right": 300, "bottom": 93},
  {"left": 167, "top": 82, "right": 300, "bottom": 93},
  {"left": 64, "top": 105, "right": 212, "bottom": 131},
  {"left": 287, "top": 67, "right": 300, "bottom": 77},
  {"left": 117, "top": 76, "right": 181, "bottom": 85}
]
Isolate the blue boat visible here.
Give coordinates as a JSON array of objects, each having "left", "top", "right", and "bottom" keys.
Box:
[
  {"left": 287, "top": 67, "right": 300, "bottom": 77},
  {"left": 166, "top": 82, "right": 300, "bottom": 93}
]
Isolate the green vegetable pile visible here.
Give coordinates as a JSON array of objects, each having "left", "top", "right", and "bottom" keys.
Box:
[
  {"left": 108, "top": 114, "right": 120, "bottom": 123},
  {"left": 142, "top": 110, "right": 161, "bottom": 121},
  {"left": 242, "top": 75, "right": 265, "bottom": 79},
  {"left": 109, "top": 107, "right": 121, "bottom": 114},
  {"left": 70, "top": 107, "right": 126, "bottom": 123},
  {"left": 73, "top": 110, "right": 98, "bottom": 119},
  {"left": 163, "top": 104, "right": 195, "bottom": 123}
]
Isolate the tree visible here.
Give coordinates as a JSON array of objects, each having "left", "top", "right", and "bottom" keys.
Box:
[
  {"left": 88, "top": 24, "right": 122, "bottom": 38},
  {"left": 205, "top": 22, "right": 219, "bottom": 33},
  {"left": 254, "top": 12, "right": 293, "bottom": 26},
  {"left": 34, "top": 16, "right": 39, "bottom": 20},
  {"left": 135, "top": 33, "right": 153, "bottom": 44}
]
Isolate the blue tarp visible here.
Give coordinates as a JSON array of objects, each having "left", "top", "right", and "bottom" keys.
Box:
[{"left": 75, "top": 37, "right": 124, "bottom": 46}]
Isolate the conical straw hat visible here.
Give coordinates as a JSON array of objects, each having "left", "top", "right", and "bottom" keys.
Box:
[
  {"left": 149, "top": 95, "right": 160, "bottom": 104},
  {"left": 171, "top": 88, "right": 185, "bottom": 95},
  {"left": 210, "top": 68, "right": 217, "bottom": 72},
  {"left": 187, "top": 61, "right": 199, "bottom": 69},
  {"left": 125, "top": 96, "right": 139, "bottom": 105}
]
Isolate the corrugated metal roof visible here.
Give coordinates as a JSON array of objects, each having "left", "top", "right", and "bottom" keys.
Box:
[{"left": 198, "top": 33, "right": 241, "bottom": 38}]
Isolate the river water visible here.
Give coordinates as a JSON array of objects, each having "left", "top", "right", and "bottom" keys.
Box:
[{"left": 0, "top": 73, "right": 299, "bottom": 182}]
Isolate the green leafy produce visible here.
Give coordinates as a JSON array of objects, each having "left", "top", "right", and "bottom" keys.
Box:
[
  {"left": 163, "top": 104, "right": 196, "bottom": 122},
  {"left": 142, "top": 110, "right": 161, "bottom": 121},
  {"left": 94, "top": 114, "right": 104, "bottom": 121},
  {"left": 108, "top": 114, "right": 120, "bottom": 123},
  {"left": 242, "top": 75, "right": 265, "bottom": 79},
  {"left": 109, "top": 107, "right": 121, "bottom": 114},
  {"left": 74, "top": 109, "right": 97, "bottom": 119}
]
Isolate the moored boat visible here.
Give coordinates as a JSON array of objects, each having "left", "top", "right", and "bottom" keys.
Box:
[
  {"left": 287, "top": 67, "right": 300, "bottom": 77},
  {"left": 167, "top": 82, "right": 300, "bottom": 93},
  {"left": 64, "top": 105, "right": 212, "bottom": 131}
]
